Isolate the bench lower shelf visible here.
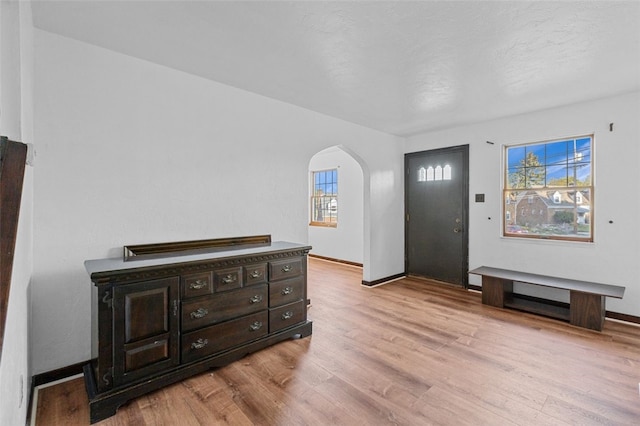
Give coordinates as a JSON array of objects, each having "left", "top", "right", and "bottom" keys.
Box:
[{"left": 504, "top": 294, "right": 571, "bottom": 322}]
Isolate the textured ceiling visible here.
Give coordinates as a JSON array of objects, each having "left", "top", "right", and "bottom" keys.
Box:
[{"left": 31, "top": 1, "right": 640, "bottom": 136}]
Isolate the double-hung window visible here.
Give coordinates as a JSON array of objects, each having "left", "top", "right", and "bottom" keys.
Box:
[
  {"left": 503, "top": 135, "right": 593, "bottom": 242},
  {"left": 310, "top": 169, "right": 338, "bottom": 227}
]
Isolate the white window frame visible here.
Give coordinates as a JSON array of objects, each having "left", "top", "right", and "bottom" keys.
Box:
[{"left": 503, "top": 135, "right": 594, "bottom": 242}]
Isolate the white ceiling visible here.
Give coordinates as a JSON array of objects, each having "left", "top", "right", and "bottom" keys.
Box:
[{"left": 31, "top": 1, "right": 640, "bottom": 137}]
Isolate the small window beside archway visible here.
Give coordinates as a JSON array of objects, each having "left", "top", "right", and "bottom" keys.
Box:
[{"left": 310, "top": 168, "right": 338, "bottom": 227}]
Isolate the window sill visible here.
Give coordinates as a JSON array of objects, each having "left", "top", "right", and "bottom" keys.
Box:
[{"left": 309, "top": 222, "right": 337, "bottom": 228}]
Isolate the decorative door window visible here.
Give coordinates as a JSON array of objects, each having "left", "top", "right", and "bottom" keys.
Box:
[{"left": 417, "top": 164, "right": 452, "bottom": 182}]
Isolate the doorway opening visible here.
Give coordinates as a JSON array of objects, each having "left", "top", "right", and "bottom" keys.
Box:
[{"left": 308, "top": 145, "right": 367, "bottom": 281}]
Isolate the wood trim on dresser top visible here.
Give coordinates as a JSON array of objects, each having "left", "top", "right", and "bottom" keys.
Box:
[
  {"left": 86, "top": 241, "right": 311, "bottom": 284},
  {"left": 123, "top": 234, "right": 272, "bottom": 261}
]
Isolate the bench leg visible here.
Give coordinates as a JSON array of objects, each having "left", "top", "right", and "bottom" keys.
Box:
[
  {"left": 482, "top": 276, "right": 513, "bottom": 308},
  {"left": 570, "top": 291, "right": 605, "bottom": 331}
]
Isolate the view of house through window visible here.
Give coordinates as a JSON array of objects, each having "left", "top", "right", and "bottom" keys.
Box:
[
  {"left": 310, "top": 169, "right": 338, "bottom": 227},
  {"left": 504, "top": 135, "right": 593, "bottom": 242}
]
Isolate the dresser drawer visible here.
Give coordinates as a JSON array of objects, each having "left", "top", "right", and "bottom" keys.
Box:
[
  {"left": 182, "top": 311, "right": 268, "bottom": 364},
  {"left": 213, "top": 267, "right": 243, "bottom": 292},
  {"left": 181, "top": 284, "right": 267, "bottom": 332},
  {"left": 269, "top": 276, "right": 304, "bottom": 308},
  {"left": 269, "top": 258, "right": 303, "bottom": 281},
  {"left": 244, "top": 263, "right": 267, "bottom": 286},
  {"left": 181, "top": 272, "right": 213, "bottom": 299},
  {"left": 269, "top": 300, "right": 306, "bottom": 333}
]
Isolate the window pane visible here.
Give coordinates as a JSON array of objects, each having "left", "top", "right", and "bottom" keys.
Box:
[
  {"left": 418, "top": 167, "right": 426, "bottom": 182},
  {"left": 576, "top": 138, "right": 591, "bottom": 162},
  {"left": 545, "top": 140, "right": 569, "bottom": 167},
  {"left": 573, "top": 138, "right": 592, "bottom": 185},
  {"left": 507, "top": 146, "right": 525, "bottom": 168},
  {"left": 504, "top": 189, "right": 591, "bottom": 239},
  {"left": 546, "top": 164, "right": 569, "bottom": 187},
  {"left": 526, "top": 144, "right": 546, "bottom": 163},
  {"left": 507, "top": 167, "right": 525, "bottom": 189},
  {"left": 443, "top": 164, "right": 452, "bottom": 180},
  {"left": 527, "top": 166, "right": 545, "bottom": 188}
]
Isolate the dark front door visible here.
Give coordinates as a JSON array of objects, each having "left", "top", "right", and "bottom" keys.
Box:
[{"left": 405, "top": 145, "right": 469, "bottom": 287}]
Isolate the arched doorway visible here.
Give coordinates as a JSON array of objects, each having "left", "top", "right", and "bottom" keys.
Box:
[{"left": 308, "top": 145, "right": 368, "bottom": 280}]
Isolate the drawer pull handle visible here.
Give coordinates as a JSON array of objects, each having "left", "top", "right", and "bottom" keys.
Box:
[
  {"left": 281, "top": 311, "right": 294, "bottom": 320},
  {"left": 190, "top": 307, "right": 209, "bottom": 319},
  {"left": 281, "top": 286, "right": 294, "bottom": 295},
  {"left": 189, "top": 279, "right": 208, "bottom": 290},
  {"left": 250, "top": 270, "right": 262, "bottom": 279},
  {"left": 222, "top": 274, "right": 237, "bottom": 284},
  {"left": 250, "top": 294, "right": 263, "bottom": 304},
  {"left": 249, "top": 321, "right": 263, "bottom": 331},
  {"left": 281, "top": 265, "right": 293, "bottom": 273},
  {"left": 191, "top": 338, "right": 208, "bottom": 350}
]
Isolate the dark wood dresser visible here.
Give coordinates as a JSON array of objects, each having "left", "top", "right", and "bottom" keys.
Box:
[{"left": 83, "top": 237, "right": 312, "bottom": 423}]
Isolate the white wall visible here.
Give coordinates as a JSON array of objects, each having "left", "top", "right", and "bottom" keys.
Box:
[
  {"left": 406, "top": 91, "right": 640, "bottom": 317},
  {"left": 0, "top": 0, "right": 21, "bottom": 140},
  {"left": 308, "top": 146, "right": 364, "bottom": 264},
  {"left": 31, "top": 29, "right": 404, "bottom": 373},
  {"left": 0, "top": 1, "right": 34, "bottom": 425}
]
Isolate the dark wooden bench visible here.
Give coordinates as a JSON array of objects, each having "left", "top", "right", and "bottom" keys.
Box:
[{"left": 469, "top": 266, "right": 625, "bottom": 331}]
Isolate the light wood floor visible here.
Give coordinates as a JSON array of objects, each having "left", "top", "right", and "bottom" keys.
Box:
[{"left": 35, "top": 258, "right": 640, "bottom": 425}]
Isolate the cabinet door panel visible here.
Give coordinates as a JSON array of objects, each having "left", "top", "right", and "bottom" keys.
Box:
[
  {"left": 124, "top": 287, "right": 170, "bottom": 343},
  {"left": 113, "top": 277, "right": 180, "bottom": 386},
  {"left": 124, "top": 336, "right": 170, "bottom": 373}
]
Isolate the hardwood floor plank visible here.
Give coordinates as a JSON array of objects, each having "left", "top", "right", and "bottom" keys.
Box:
[
  {"left": 177, "top": 373, "right": 254, "bottom": 425},
  {"left": 312, "top": 374, "right": 421, "bottom": 425},
  {"left": 414, "top": 385, "right": 518, "bottom": 426},
  {"left": 35, "top": 377, "right": 89, "bottom": 426},
  {"left": 541, "top": 395, "right": 620, "bottom": 425},
  {"left": 35, "top": 258, "right": 640, "bottom": 425}
]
